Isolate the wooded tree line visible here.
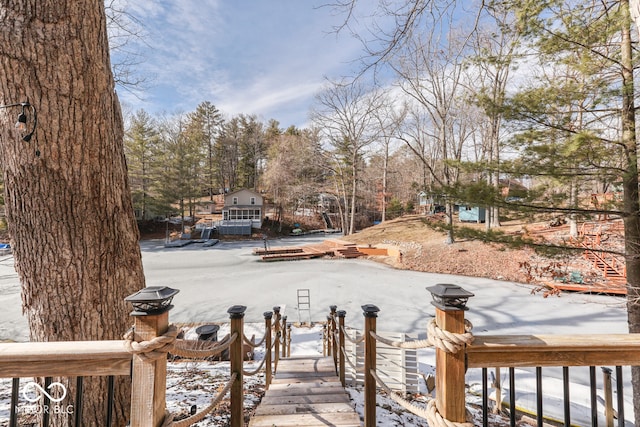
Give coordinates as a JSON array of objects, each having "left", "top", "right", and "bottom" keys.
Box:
[
  {"left": 123, "top": 101, "right": 427, "bottom": 231},
  {"left": 129, "top": 0, "right": 637, "bottom": 242}
]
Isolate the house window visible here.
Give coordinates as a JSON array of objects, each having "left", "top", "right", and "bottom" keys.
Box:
[
  {"left": 233, "top": 197, "right": 238, "bottom": 205},
  {"left": 250, "top": 197, "right": 256, "bottom": 205}
]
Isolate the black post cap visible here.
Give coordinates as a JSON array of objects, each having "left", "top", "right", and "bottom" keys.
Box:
[
  {"left": 227, "top": 305, "right": 247, "bottom": 319},
  {"left": 125, "top": 286, "right": 179, "bottom": 316},
  {"left": 337, "top": 310, "right": 346, "bottom": 318},
  {"left": 361, "top": 304, "right": 380, "bottom": 318},
  {"left": 426, "top": 284, "right": 474, "bottom": 311},
  {"left": 330, "top": 305, "right": 337, "bottom": 312},
  {"left": 273, "top": 306, "right": 281, "bottom": 313},
  {"left": 263, "top": 311, "right": 273, "bottom": 319}
]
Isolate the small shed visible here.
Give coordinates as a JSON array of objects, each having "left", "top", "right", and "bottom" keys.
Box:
[
  {"left": 459, "top": 206, "right": 486, "bottom": 223},
  {"left": 418, "top": 191, "right": 430, "bottom": 207}
]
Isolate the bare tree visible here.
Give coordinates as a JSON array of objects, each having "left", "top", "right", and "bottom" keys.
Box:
[
  {"left": 0, "top": 1, "right": 144, "bottom": 425},
  {"left": 392, "top": 24, "right": 476, "bottom": 242},
  {"left": 371, "top": 94, "right": 406, "bottom": 222},
  {"left": 105, "top": 0, "right": 150, "bottom": 92},
  {"left": 311, "top": 80, "right": 385, "bottom": 235}
]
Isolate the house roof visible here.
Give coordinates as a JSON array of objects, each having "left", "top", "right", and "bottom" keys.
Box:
[{"left": 225, "top": 188, "right": 262, "bottom": 198}]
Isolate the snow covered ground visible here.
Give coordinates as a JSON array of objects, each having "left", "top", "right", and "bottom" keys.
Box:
[{"left": 0, "top": 235, "right": 635, "bottom": 425}]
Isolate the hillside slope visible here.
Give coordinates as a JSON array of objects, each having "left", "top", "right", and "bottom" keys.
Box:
[{"left": 339, "top": 215, "right": 603, "bottom": 289}]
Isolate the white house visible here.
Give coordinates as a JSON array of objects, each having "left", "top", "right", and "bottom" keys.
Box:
[{"left": 222, "top": 189, "right": 264, "bottom": 229}]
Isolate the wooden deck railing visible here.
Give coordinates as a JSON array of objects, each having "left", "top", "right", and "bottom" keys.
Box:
[
  {"left": 4, "top": 283, "right": 638, "bottom": 427},
  {"left": 0, "top": 340, "right": 132, "bottom": 427},
  {"left": 328, "top": 284, "right": 640, "bottom": 427},
  {"left": 0, "top": 288, "right": 290, "bottom": 427},
  {"left": 0, "top": 340, "right": 131, "bottom": 378}
]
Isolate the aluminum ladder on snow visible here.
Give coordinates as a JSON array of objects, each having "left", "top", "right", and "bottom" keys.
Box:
[{"left": 297, "top": 289, "right": 311, "bottom": 325}]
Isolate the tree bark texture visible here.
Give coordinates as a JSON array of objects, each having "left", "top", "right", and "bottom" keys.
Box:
[
  {"left": 0, "top": 1, "right": 145, "bottom": 425},
  {"left": 619, "top": 2, "right": 640, "bottom": 424}
]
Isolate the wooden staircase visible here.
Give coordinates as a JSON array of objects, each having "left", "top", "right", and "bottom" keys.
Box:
[
  {"left": 321, "top": 240, "right": 364, "bottom": 259},
  {"left": 249, "top": 356, "right": 362, "bottom": 426},
  {"left": 582, "top": 249, "right": 626, "bottom": 285},
  {"left": 550, "top": 222, "right": 628, "bottom": 295},
  {"left": 253, "top": 240, "right": 364, "bottom": 262}
]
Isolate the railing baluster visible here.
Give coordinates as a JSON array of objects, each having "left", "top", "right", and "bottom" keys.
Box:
[
  {"left": 602, "top": 367, "right": 613, "bottom": 427},
  {"left": 43, "top": 376, "right": 52, "bottom": 427},
  {"left": 482, "top": 368, "right": 488, "bottom": 427},
  {"left": 563, "top": 366, "right": 570, "bottom": 427},
  {"left": 106, "top": 375, "right": 115, "bottom": 426},
  {"left": 74, "top": 376, "right": 84, "bottom": 427},
  {"left": 10, "top": 378, "right": 19, "bottom": 427},
  {"left": 509, "top": 367, "right": 516, "bottom": 427},
  {"left": 590, "top": 366, "right": 598, "bottom": 427},
  {"left": 536, "top": 367, "right": 542, "bottom": 427},
  {"left": 616, "top": 366, "right": 624, "bottom": 427}
]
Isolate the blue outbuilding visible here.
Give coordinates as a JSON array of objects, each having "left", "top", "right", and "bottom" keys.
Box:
[{"left": 459, "top": 206, "right": 486, "bottom": 222}]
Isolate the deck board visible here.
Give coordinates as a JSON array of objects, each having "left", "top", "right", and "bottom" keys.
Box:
[{"left": 249, "top": 356, "right": 362, "bottom": 427}]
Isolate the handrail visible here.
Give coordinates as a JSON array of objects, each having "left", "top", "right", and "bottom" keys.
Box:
[
  {"left": 329, "top": 298, "right": 639, "bottom": 427},
  {"left": 0, "top": 340, "right": 131, "bottom": 377},
  {"left": 467, "top": 333, "right": 640, "bottom": 368}
]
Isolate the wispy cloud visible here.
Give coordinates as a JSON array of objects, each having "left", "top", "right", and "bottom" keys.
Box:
[{"left": 115, "top": 0, "right": 364, "bottom": 127}]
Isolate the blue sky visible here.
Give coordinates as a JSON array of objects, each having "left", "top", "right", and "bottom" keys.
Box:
[{"left": 114, "top": 1, "right": 367, "bottom": 128}]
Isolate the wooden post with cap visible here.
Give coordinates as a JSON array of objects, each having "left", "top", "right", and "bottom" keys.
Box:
[
  {"left": 126, "top": 286, "right": 179, "bottom": 427},
  {"left": 362, "top": 304, "right": 379, "bottom": 427},
  {"left": 263, "top": 311, "right": 273, "bottom": 388},
  {"left": 337, "top": 310, "right": 346, "bottom": 387},
  {"left": 281, "top": 315, "right": 288, "bottom": 359},
  {"left": 228, "top": 305, "right": 246, "bottom": 427},
  {"left": 330, "top": 305, "right": 338, "bottom": 372},
  {"left": 273, "top": 306, "right": 281, "bottom": 370},
  {"left": 426, "top": 283, "right": 474, "bottom": 424}
]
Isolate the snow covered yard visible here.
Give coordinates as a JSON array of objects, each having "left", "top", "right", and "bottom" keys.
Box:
[{"left": 0, "top": 236, "right": 636, "bottom": 425}]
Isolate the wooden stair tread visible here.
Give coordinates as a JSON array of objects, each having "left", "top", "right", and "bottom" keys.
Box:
[
  {"left": 249, "top": 412, "right": 361, "bottom": 427},
  {"left": 254, "top": 402, "right": 357, "bottom": 416},
  {"left": 260, "top": 394, "right": 351, "bottom": 406},
  {"left": 249, "top": 356, "right": 361, "bottom": 427}
]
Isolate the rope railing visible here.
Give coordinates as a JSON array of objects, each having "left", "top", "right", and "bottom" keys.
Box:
[
  {"left": 244, "top": 332, "right": 266, "bottom": 348},
  {"left": 170, "top": 333, "right": 236, "bottom": 359},
  {"left": 161, "top": 372, "right": 238, "bottom": 427},
  {"left": 369, "top": 318, "right": 474, "bottom": 352},
  {"left": 369, "top": 331, "right": 432, "bottom": 350},
  {"left": 370, "top": 369, "right": 473, "bottom": 427},
  {"left": 341, "top": 325, "right": 365, "bottom": 344},
  {"left": 124, "top": 300, "right": 283, "bottom": 427},
  {"left": 124, "top": 324, "right": 179, "bottom": 361},
  {"left": 329, "top": 294, "right": 476, "bottom": 427},
  {"left": 340, "top": 345, "right": 358, "bottom": 372},
  {"left": 243, "top": 355, "right": 268, "bottom": 376}
]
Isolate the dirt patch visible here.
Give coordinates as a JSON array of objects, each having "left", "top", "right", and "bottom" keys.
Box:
[{"left": 339, "top": 215, "right": 620, "bottom": 291}]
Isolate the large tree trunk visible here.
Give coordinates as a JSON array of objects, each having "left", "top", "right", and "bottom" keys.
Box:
[
  {"left": 620, "top": 2, "right": 640, "bottom": 424},
  {"left": 0, "top": 1, "right": 145, "bottom": 426}
]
